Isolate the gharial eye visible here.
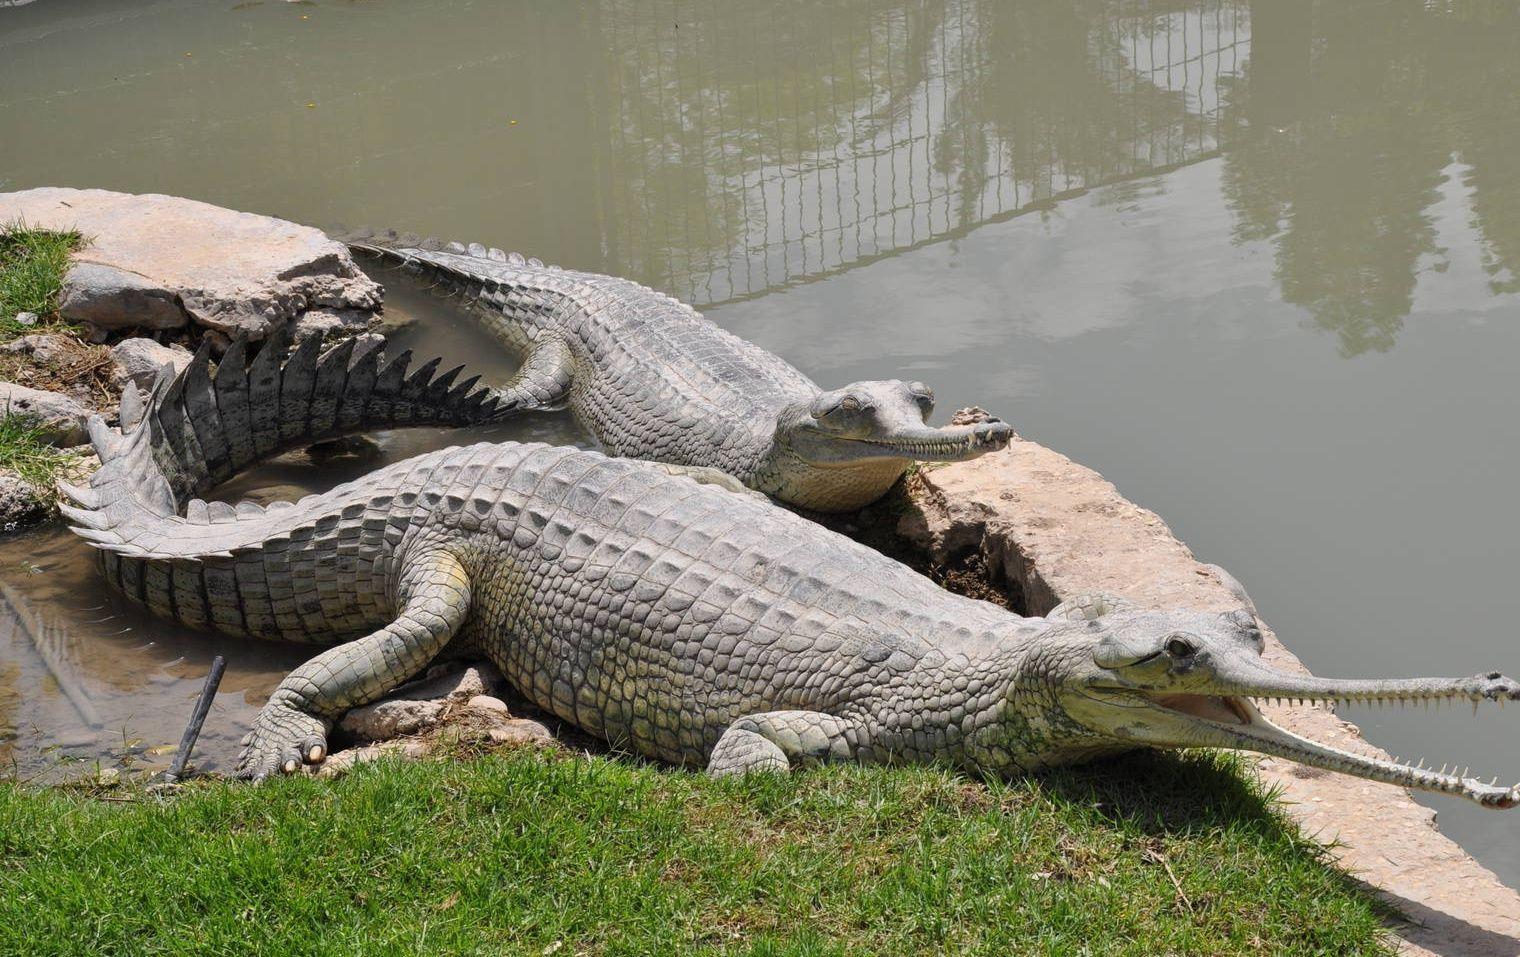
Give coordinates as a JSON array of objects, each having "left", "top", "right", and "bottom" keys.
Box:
[
  {"left": 908, "top": 381, "right": 934, "bottom": 404},
  {"left": 1164, "top": 636, "right": 1197, "bottom": 659},
  {"left": 839, "top": 395, "right": 862, "bottom": 412}
]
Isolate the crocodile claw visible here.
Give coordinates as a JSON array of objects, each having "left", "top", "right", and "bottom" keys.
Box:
[{"left": 235, "top": 701, "right": 330, "bottom": 782}]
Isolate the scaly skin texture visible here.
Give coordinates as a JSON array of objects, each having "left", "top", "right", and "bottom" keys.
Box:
[
  {"left": 62, "top": 345, "right": 1520, "bottom": 803},
  {"left": 342, "top": 232, "right": 1013, "bottom": 511}
]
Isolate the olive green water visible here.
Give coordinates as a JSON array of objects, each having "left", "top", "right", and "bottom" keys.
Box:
[{"left": 2, "top": 0, "right": 1518, "bottom": 886}]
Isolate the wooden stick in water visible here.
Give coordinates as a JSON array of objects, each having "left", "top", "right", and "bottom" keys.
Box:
[{"left": 166, "top": 655, "right": 226, "bottom": 781}]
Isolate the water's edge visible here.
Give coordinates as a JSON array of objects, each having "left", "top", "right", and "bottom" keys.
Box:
[{"left": 898, "top": 438, "right": 1520, "bottom": 956}]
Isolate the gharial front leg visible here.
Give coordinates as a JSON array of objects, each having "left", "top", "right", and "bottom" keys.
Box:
[
  {"left": 706, "top": 711, "right": 859, "bottom": 777},
  {"left": 235, "top": 550, "right": 472, "bottom": 781}
]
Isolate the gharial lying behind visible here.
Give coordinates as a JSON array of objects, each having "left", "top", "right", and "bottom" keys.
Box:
[
  {"left": 340, "top": 230, "right": 1013, "bottom": 512},
  {"left": 62, "top": 341, "right": 1520, "bottom": 806}
]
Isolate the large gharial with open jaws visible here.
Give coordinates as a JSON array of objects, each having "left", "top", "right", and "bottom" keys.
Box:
[
  {"left": 60, "top": 341, "right": 1520, "bottom": 805},
  {"left": 338, "top": 231, "right": 1013, "bottom": 512}
]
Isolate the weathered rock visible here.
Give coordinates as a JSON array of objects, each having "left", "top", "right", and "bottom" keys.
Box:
[
  {"left": 320, "top": 661, "right": 554, "bottom": 776},
  {"left": 0, "top": 471, "right": 49, "bottom": 531},
  {"left": 291, "top": 308, "right": 374, "bottom": 342},
  {"left": 314, "top": 738, "right": 432, "bottom": 779},
  {"left": 0, "top": 188, "right": 383, "bottom": 339},
  {"left": 336, "top": 662, "right": 507, "bottom": 744},
  {"left": 13, "top": 311, "right": 37, "bottom": 327},
  {"left": 464, "top": 694, "right": 511, "bottom": 717},
  {"left": 899, "top": 436, "right": 1520, "bottom": 957},
  {"left": 0, "top": 381, "right": 93, "bottom": 445},
  {"left": 110, "top": 338, "right": 192, "bottom": 391},
  {"left": 1, "top": 333, "right": 72, "bottom": 366},
  {"left": 59, "top": 262, "right": 186, "bottom": 331}
]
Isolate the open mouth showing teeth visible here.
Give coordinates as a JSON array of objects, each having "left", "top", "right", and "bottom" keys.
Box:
[{"left": 1138, "top": 689, "right": 1520, "bottom": 809}]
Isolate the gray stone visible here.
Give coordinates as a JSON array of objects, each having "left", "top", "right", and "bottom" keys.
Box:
[
  {"left": 464, "top": 694, "right": 511, "bottom": 717},
  {"left": 59, "top": 262, "right": 186, "bottom": 331},
  {"left": 0, "top": 188, "right": 383, "bottom": 339},
  {"left": 13, "top": 311, "right": 37, "bottom": 326},
  {"left": 1, "top": 333, "right": 72, "bottom": 366},
  {"left": 335, "top": 662, "right": 508, "bottom": 744},
  {"left": 0, "top": 471, "right": 49, "bottom": 532},
  {"left": 0, "top": 381, "right": 93, "bottom": 445},
  {"left": 110, "top": 338, "right": 192, "bottom": 392},
  {"left": 291, "top": 308, "right": 375, "bottom": 342}
]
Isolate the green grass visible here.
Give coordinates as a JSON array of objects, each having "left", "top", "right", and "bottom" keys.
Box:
[
  {"left": 0, "top": 748, "right": 1392, "bottom": 956},
  {"left": 0, "top": 221, "right": 83, "bottom": 341},
  {"left": 0, "top": 413, "right": 76, "bottom": 506}
]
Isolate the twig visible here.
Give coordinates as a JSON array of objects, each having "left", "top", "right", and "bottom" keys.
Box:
[
  {"left": 165, "top": 656, "right": 226, "bottom": 781},
  {"left": 1145, "top": 847, "right": 1194, "bottom": 913}
]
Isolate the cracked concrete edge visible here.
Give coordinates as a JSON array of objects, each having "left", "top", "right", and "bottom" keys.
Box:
[{"left": 898, "top": 436, "right": 1520, "bottom": 957}]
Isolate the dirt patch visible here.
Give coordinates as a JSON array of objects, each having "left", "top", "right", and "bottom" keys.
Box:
[{"left": 0, "top": 334, "right": 118, "bottom": 412}]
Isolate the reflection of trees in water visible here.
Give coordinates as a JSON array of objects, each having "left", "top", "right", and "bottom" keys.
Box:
[
  {"left": 1219, "top": 0, "right": 1520, "bottom": 356},
  {"left": 598, "top": 0, "right": 1242, "bottom": 303},
  {"left": 593, "top": 0, "right": 1516, "bottom": 353}
]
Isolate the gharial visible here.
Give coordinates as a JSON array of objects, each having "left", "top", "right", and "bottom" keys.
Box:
[
  {"left": 337, "top": 230, "right": 1014, "bottom": 512},
  {"left": 60, "top": 339, "right": 1520, "bottom": 804}
]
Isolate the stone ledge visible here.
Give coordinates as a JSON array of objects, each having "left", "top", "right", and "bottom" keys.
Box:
[
  {"left": 0, "top": 187, "right": 382, "bottom": 339},
  {"left": 898, "top": 436, "right": 1520, "bottom": 957}
]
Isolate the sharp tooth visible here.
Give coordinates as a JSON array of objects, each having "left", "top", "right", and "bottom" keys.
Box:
[
  {"left": 1440, "top": 764, "right": 1450, "bottom": 776},
  {"left": 1473, "top": 700, "right": 1480, "bottom": 716}
]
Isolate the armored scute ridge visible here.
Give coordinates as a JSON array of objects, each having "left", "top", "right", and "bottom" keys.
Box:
[
  {"left": 339, "top": 230, "right": 1014, "bottom": 512},
  {"left": 57, "top": 343, "right": 1520, "bottom": 804}
]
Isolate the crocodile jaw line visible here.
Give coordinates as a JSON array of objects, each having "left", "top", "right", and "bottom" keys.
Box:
[
  {"left": 823, "top": 422, "right": 1015, "bottom": 462},
  {"left": 1095, "top": 688, "right": 1519, "bottom": 809}
]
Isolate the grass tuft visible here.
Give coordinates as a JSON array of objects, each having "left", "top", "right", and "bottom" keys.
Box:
[
  {"left": 0, "top": 221, "right": 84, "bottom": 341},
  {"left": 0, "top": 748, "right": 1393, "bottom": 956},
  {"left": 0, "top": 413, "right": 76, "bottom": 507}
]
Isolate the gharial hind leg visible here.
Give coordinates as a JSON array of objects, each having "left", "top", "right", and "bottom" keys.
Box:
[
  {"left": 235, "top": 551, "right": 472, "bottom": 781},
  {"left": 707, "top": 711, "right": 857, "bottom": 777}
]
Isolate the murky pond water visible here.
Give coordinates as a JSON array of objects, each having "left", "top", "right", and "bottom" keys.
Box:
[{"left": 3, "top": 0, "right": 1518, "bottom": 884}]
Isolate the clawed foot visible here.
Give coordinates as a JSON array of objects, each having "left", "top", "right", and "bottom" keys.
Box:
[{"left": 235, "top": 700, "right": 331, "bottom": 782}]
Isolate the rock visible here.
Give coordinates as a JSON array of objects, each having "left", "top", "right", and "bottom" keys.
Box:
[
  {"left": 13, "top": 311, "right": 37, "bottom": 326},
  {"left": 0, "top": 471, "right": 49, "bottom": 532},
  {"left": 291, "top": 308, "right": 375, "bottom": 342},
  {"left": 110, "top": 338, "right": 192, "bottom": 391},
  {"left": 486, "top": 720, "right": 554, "bottom": 747},
  {"left": 314, "top": 738, "right": 432, "bottom": 779},
  {"left": 0, "top": 188, "right": 383, "bottom": 339},
  {"left": 59, "top": 262, "right": 186, "bottom": 331},
  {"left": 0, "top": 381, "right": 93, "bottom": 445},
  {"left": 338, "top": 697, "right": 444, "bottom": 743},
  {"left": 1, "top": 333, "right": 72, "bottom": 366},
  {"left": 336, "top": 662, "right": 508, "bottom": 743},
  {"left": 464, "top": 694, "right": 511, "bottom": 717}
]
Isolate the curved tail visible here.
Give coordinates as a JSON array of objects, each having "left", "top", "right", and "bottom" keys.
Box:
[{"left": 59, "top": 328, "right": 510, "bottom": 560}]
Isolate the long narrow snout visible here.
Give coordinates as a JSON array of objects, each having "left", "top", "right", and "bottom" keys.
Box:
[
  {"left": 844, "top": 419, "right": 1014, "bottom": 461},
  {"left": 1094, "top": 657, "right": 1520, "bottom": 808}
]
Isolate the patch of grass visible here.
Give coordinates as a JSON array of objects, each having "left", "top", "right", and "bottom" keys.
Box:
[
  {"left": 0, "top": 413, "right": 76, "bottom": 506},
  {"left": 0, "top": 221, "right": 84, "bottom": 341},
  {"left": 0, "top": 749, "right": 1392, "bottom": 956}
]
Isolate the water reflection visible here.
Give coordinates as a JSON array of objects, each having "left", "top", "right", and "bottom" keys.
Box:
[
  {"left": 596, "top": 0, "right": 1247, "bottom": 302},
  {"left": 1219, "top": 0, "right": 1520, "bottom": 356}
]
